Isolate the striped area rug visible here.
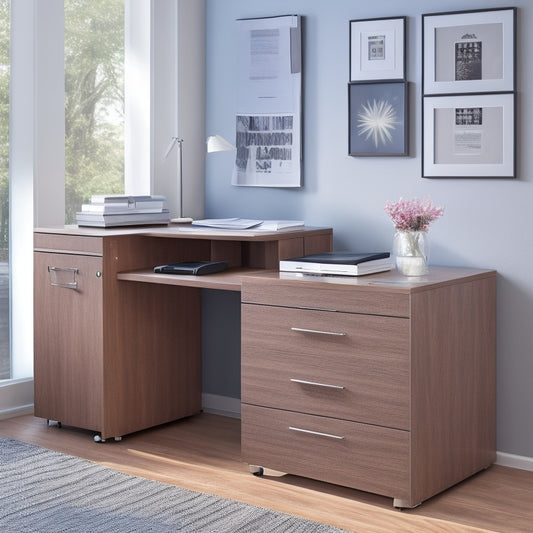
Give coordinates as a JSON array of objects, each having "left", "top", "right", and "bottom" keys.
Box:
[{"left": 0, "top": 436, "right": 349, "bottom": 533}]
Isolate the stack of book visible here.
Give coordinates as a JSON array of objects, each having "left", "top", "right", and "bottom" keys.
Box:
[
  {"left": 76, "top": 195, "right": 170, "bottom": 227},
  {"left": 279, "top": 251, "right": 393, "bottom": 277}
]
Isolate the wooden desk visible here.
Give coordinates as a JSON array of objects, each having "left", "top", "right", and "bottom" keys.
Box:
[
  {"left": 33, "top": 225, "right": 496, "bottom": 507},
  {"left": 33, "top": 225, "right": 333, "bottom": 440}
]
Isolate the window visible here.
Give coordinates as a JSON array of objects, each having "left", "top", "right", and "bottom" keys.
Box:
[
  {"left": 2, "top": 0, "right": 204, "bottom": 411},
  {"left": 64, "top": 0, "right": 125, "bottom": 224}
]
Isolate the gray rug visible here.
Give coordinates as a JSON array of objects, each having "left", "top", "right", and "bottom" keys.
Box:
[{"left": 0, "top": 436, "right": 349, "bottom": 533}]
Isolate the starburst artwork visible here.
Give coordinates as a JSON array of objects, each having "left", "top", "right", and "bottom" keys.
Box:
[
  {"left": 357, "top": 99, "right": 398, "bottom": 148},
  {"left": 349, "top": 81, "right": 407, "bottom": 156}
]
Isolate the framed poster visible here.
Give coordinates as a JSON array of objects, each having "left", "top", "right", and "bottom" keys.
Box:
[
  {"left": 423, "top": 8, "right": 516, "bottom": 95},
  {"left": 233, "top": 15, "right": 302, "bottom": 187},
  {"left": 350, "top": 17, "right": 406, "bottom": 81},
  {"left": 423, "top": 92, "right": 515, "bottom": 178},
  {"left": 349, "top": 81, "right": 408, "bottom": 156}
]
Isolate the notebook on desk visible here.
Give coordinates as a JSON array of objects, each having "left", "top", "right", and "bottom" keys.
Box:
[{"left": 154, "top": 261, "right": 228, "bottom": 276}]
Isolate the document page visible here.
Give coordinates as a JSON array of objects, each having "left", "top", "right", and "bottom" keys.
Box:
[{"left": 233, "top": 15, "right": 302, "bottom": 187}]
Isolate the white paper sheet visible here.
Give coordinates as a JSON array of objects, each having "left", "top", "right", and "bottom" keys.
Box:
[{"left": 233, "top": 15, "right": 301, "bottom": 187}]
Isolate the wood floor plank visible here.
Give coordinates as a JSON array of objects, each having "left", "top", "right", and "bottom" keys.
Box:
[{"left": 1, "top": 413, "right": 531, "bottom": 533}]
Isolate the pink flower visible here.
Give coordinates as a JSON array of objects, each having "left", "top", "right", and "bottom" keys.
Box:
[{"left": 384, "top": 196, "right": 444, "bottom": 231}]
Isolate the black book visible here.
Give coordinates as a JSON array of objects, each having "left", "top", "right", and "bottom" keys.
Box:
[{"left": 279, "top": 252, "right": 392, "bottom": 276}]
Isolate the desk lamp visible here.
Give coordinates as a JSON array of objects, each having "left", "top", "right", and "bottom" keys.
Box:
[{"left": 165, "top": 134, "right": 235, "bottom": 224}]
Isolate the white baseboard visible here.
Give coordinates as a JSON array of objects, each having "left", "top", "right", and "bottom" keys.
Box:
[
  {"left": 0, "top": 403, "right": 34, "bottom": 420},
  {"left": 202, "top": 393, "right": 241, "bottom": 419},
  {"left": 496, "top": 451, "right": 533, "bottom": 472},
  {"left": 0, "top": 378, "right": 34, "bottom": 420}
]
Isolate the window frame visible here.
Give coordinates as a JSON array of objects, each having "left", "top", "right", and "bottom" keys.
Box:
[{"left": 4, "top": 0, "right": 205, "bottom": 410}]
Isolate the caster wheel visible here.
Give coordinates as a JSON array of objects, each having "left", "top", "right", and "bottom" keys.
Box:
[
  {"left": 249, "top": 465, "right": 264, "bottom": 477},
  {"left": 93, "top": 435, "right": 106, "bottom": 443},
  {"left": 114, "top": 436, "right": 122, "bottom": 442}
]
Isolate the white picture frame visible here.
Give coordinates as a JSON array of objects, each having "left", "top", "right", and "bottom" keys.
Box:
[
  {"left": 423, "top": 8, "right": 516, "bottom": 95},
  {"left": 350, "top": 17, "right": 406, "bottom": 81},
  {"left": 423, "top": 93, "right": 515, "bottom": 178}
]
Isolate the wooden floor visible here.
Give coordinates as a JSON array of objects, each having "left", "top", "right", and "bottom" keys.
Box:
[{"left": 1, "top": 413, "right": 532, "bottom": 533}]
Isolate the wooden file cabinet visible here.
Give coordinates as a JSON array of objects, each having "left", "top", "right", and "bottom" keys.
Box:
[
  {"left": 33, "top": 230, "right": 204, "bottom": 440},
  {"left": 241, "top": 267, "right": 496, "bottom": 508}
]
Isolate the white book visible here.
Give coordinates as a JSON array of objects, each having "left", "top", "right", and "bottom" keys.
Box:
[
  {"left": 280, "top": 252, "right": 392, "bottom": 276},
  {"left": 88, "top": 194, "right": 167, "bottom": 210},
  {"left": 76, "top": 209, "right": 170, "bottom": 227}
]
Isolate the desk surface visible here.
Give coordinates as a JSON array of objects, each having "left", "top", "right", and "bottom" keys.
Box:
[{"left": 35, "top": 224, "right": 332, "bottom": 242}]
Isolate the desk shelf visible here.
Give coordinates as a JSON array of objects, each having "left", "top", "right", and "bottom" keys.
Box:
[{"left": 118, "top": 267, "right": 273, "bottom": 291}]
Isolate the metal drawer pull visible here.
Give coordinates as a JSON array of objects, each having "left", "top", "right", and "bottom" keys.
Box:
[
  {"left": 289, "top": 426, "right": 345, "bottom": 440},
  {"left": 290, "top": 327, "right": 346, "bottom": 336},
  {"left": 290, "top": 378, "right": 344, "bottom": 390},
  {"left": 48, "top": 266, "right": 79, "bottom": 290}
]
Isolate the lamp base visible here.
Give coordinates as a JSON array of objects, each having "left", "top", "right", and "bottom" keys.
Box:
[{"left": 170, "top": 216, "right": 193, "bottom": 224}]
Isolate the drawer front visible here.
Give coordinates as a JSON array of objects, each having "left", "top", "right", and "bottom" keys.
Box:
[
  {"left": 242, "top": 277, "right": 410, "bottom": 317},
  {"left": 35, "top": 233, "right": 103, "bottom": 255},
  {"left": 242, "top": 304, "right": 410, "bottom": 430},
  {"left": 34, "top": 251, "right": 104, "bottom": 430},
  {"left": 242, "top": 404, "right": 410, "bottom": 501}
]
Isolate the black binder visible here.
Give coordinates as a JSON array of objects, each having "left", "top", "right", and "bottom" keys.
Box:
[{"left": 154, "top": 261, "right": 228, "bottom": 275}]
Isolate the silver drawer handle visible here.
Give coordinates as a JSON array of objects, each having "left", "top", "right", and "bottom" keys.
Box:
[
  {"left": 48, "top": 266, "right": 79, "bottom": 290},
  {"left": 290, "top": 378, "right": 344, "bottom": 390},
  {"left": 290, "top": 327, "right": 346, "bottom": 337},
  {"left": 289, "top": 426, "right": 345, "bottom": 440}
]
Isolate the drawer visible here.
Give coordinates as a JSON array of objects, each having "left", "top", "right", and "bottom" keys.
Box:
[
  {"left": 241, "top": 404, "right": 410, "bottom": 501},
  {"left": 35, "top": 233, "right": 103, "bottom": 255},
  {"left": 242, "top": 304, "right": 410, "bottom": 429},
  {"left": 242, "top": 277, "right": 409, "bottom": 317}
]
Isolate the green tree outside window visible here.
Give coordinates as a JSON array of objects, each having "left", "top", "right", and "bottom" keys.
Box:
[{"left": 65, "top": 0, "right": 125, "bottom": 223}]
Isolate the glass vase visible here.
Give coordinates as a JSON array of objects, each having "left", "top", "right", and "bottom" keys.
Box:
[{"left": 393, "top": 230, "right": 430, "bottom": 276}]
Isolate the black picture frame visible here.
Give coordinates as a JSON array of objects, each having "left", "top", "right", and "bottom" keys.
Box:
[
  {"left": 422, "top": 7, "right": 516, "bottom": 95},
  {"left": 348, "top": 81, "right": 408, "bottom": 157},
  {"left": 350, "top": 16, "right": 406, "bottom": 81},
  {"left": 422, "top": 92, "right": 515, "bottom": 179}
]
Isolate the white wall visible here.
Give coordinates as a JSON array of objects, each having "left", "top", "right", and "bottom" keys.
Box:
[{"left": 205, "top": 0, "right": 533, "bottom": 459}]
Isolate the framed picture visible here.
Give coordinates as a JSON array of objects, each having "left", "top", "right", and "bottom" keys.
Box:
[
  {"left": 349, "top": 81, "right": 408, "bottom": 156},
  {"left": 423, "top": 8, "right": 516, "bottom": 95},
  {"left": 422, "top": 92, "right": 515, "bottom": 178},
  {"left": 350, "top": 17, "right": 406, "bottom": 81}
]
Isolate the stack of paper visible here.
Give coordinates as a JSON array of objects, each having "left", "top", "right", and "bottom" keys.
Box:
[
  {"left": 191, "top": 218, "right": 263, "bottom": 230},
  {"left": 76, "top": 195, "right": 170, "bottom": 227}
]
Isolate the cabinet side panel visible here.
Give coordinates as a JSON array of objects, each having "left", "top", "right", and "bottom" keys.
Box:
[
  {"left": 99, "top": 235, "right": 204, "bottom": 438},
  {"left": 410, "top": 275, "right": 496, "bottom": 504},
  {"left": 34, "top": 251, "right": 104, "bottom": 430},
  {"left": 102, "top": 281, "right": 202, "bottom": 439}
]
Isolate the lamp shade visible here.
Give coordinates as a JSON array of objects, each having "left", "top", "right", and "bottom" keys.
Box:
[{"left": 206, "top": 134, "right": 236, "bottom": 153}]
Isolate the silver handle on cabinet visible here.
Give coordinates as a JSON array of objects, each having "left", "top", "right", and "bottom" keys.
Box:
[
  {"left": 290, "top": 378, "right": 345, "bottom": 390},
  {"left": 290, "top": 327, "right": 346, "bottom": 337},
  {"left": 289, "top": 426, "right": 345, "bottom": 440},
  {"left": 48, "top": 266, "right": 79, "bottom": 290}
]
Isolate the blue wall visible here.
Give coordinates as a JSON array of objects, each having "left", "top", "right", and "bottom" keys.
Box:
[{"left": 205, "top": 0, "right": 533, "bottom": 459}]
